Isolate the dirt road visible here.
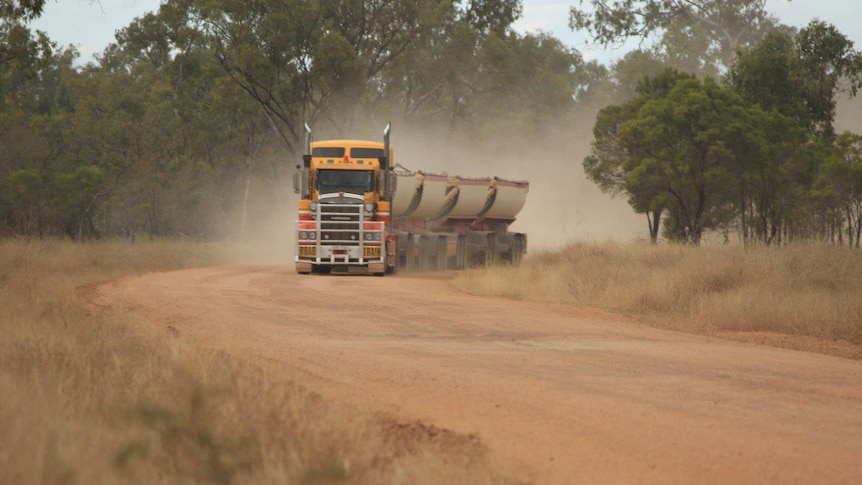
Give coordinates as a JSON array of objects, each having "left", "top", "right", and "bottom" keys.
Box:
[{"left": 94, "top": 266, "right": 862, "bottom": 484}]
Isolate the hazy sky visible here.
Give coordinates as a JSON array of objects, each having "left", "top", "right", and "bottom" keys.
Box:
[{"left": 32, "top": 0, "right": 862, "bottom": 65}]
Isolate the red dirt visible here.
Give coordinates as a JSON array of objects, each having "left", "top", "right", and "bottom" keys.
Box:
[{"left": 91, "top": 266, "right": 862, "bottom": 484}]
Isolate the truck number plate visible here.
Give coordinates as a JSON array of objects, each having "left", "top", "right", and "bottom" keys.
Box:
[
  {"left": 298, "top": 246, "right": 316, "bottom": 257},
  {"left": 363, "top": 247, "right": 380, "bottom": 258}
]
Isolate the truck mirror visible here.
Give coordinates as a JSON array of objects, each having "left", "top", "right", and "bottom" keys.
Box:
[{"left": 303, "top": 154, "right": 312, "bottom": 168}]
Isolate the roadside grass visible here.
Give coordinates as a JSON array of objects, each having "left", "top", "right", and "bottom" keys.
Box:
[
  {"left": 453, "top": 242, "right": 862, "bottom": 354},
  {"left": 0, "top": 239, "right": 499, "bottom": 484}
]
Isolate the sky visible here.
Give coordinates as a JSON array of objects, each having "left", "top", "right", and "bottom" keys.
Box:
[{"left": 31, "top": 0, "right": 862, "bottom": 66}]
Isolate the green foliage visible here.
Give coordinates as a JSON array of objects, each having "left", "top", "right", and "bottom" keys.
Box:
[
  {"left": 623, "top": 77, "right": 754, "bottom": 243},
  {"left": 569, "top": 0, "right": 787, "bottom": 73},
  {"left": 583, "top": 18, "right": 862, "bottom": 246},
  {"left": 727, "top": 30, "right": 805, "bottom": 121},
  {"left": 585, "top": 70, "right": 807, "bottom": 244},
  {"left": 730, "top": 21, "right": 862, "bottom": 138},
  {"left": 0, "top": 0, "right": 48, "bottom": 22},
  {"left": 469, "top": 32, "right": 583, "bottom": 135},
  {"left": 465, "top": 0, "right": 522, "bottom": 36},
  {"left": 2, "top": 0, "right": 862, "bottom": 248},
  {"left": 811, "top": 133, "right": 862, "bottom": 247},
  {"left": 796, "top": 21, "right": 862, "bottom": 138},
  {"left": 585, "top": 69, "right": 695, "bottom": 242},
  {"left": 3, "top": 0, "right": 577, "bottom": 240}
]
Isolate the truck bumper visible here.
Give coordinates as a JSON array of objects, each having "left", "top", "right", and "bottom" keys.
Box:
[{"left": 295, "top": 262, "right": 313, "bottom": 274}]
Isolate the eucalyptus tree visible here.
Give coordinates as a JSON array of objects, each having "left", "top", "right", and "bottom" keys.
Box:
[
  {"left": 725, "top": 21, "right": 862, "bottom": 243},
  {"left": 626, "top": 77, "right": 770, "bottom": 243},
  {"left": 464, "top": 0, "right": 522, "bottom": 36},
  {"left": 0, "top": 0, "right": 49, "bottom": 21},
  {"left": 585, "top": 70, "right": 785, "bottom": 244},
  {"left": 601, "top": 49, "right": 668, "bottom": 104},
  {"left": 182, "top": 0, "right": 459, "bottom": 151},
  {"left": 729, "top": 21, "right": 862, "bottom": 139},
  {"left": 795, "top": 21, "right": 862, "bottom": 139},
  {"left": 584, "top": 69, "right": 693, "bottom": 242},
  {"left": 467, "top": 31, "right": 584, "bottom": 135},
  {"left": 569, "top": 0, "right": 788, "bottom": 74},
  {"left": 0, "top": 8, "right": 94, "bottom": 238},
  {"left": 812, "top": 133, "right": 862, "bottom": 246},
  {"left": 77, "top": 1, "right": 267, "bottom": 238}
]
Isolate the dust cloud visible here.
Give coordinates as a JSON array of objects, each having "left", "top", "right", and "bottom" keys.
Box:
[
  {"left": 211, "top": 174, "right": 299, "bottom": 267},
  {"left": 836, "top": 93, "right": 862, "bottom": 133},
  {"left": 391, "top": 118, "right": 646, "bottom": 249}
]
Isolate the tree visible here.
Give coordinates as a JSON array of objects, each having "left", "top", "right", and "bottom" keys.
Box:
[
  {"left": 569, "top": 0, "right": 787, "bottom": 73},
  {"left": 1, "top": 0, "right": 54, "bottom": 68},
  {"left": 727, "top": 30, "right": 805, "bottom": 121},
  {"left": 468, "top": 31, "right": 584, "bottom": 135},
  {"left": 585, "top": 71, "right": 776, "bottom": 244},
  {"left": 584, "top": 69, "right": 693, "bottom": 242},
  {"left": 464, "top": 0, "right": 522, "bottom": 36},
  {"left": 812, "top": 133, "right": 862, "bottom": 247},
  {"left": 615, "top": 49, "right": 667, "bottom": 96},
  {"left": 629, "top": 77, "right": 752, "bottom": 243},
  {"left": 729, "top": 21, "right": 862, "bottom": 139},
  {"left": 1, "top": 0, "right": 49, "bottom": 21},
  {"left": 796, "top": 21, "right": 862, "bottom": 138},
  {"left": 179, "top": 0, "right": 460, "bottom": 153},
  {"left": 725, "top": 21, "right": 862, "bottom": 244},
  {"left": 3, "top": 168, "right": 44, "bottom": 236}
]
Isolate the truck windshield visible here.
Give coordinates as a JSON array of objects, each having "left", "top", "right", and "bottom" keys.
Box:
[{"left": 317, "top": 169, "right": 374, "bottom": 195}]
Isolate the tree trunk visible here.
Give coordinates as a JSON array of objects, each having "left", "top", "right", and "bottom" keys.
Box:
[{"left": 646, "top": 209, "right": 662, "bottom": 243}]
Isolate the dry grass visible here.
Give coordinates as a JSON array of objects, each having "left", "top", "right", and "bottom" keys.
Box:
[
  {"left": 454, "top": 242, "right": 862, "bottom": 351},
  {"left": 0, "top": 239, "right": 500, "bottom": 484}
]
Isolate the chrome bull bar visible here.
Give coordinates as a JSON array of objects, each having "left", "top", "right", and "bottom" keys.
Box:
[{"left": 295, "top": 202, "right": 385, "bottom": 266}]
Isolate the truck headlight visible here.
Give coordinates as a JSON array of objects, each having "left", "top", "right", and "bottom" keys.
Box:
[
  {"left": 309, "top": 202, "right": 318, "bottom": 211},
  {"left": 364, "top": 232, "right": 373, "bottom": 241},
  {"left": 299, "top": 231, "right": 308, "bottom": 239},
  {"left": 364, "top": 202, "right": 376, "bottom": 213}
]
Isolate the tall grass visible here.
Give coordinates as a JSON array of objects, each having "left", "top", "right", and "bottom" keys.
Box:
[
  {"left": 0, "top": 239, "right": 499, "bottom": 484},
  {"left": 454, "top": 242, "right": 862, "bottom": 348}
]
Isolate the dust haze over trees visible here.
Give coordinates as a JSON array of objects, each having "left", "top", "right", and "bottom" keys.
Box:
[
  {"left": 1, "top": 0, "right": 861, "bottom": 247},
  {"left": 1, "top": 0, "right": 588, "bottom": 239}
]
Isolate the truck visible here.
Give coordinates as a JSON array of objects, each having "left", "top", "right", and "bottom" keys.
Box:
[{"left": 293, "top": 124, "right": 528, "bottom": 275}]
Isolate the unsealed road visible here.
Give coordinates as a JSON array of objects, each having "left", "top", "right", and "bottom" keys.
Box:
[{"left": 94, "top": 266, "right": 862, "bottom": 484}]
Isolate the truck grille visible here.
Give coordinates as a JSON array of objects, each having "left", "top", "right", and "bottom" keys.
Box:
[{"left": 320, "top": 204, "right": 362, "bottom": 245}]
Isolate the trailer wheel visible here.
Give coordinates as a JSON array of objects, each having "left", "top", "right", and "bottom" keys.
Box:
[
  {"left": 436, "top": 236, "right": 448, "bottom": 270},
  {"left": 485, "top": 233, "right": 497, "bottom": 266},
  {"left": 512, "top": 234, "right": 526, "bottom": 266},
  {"left": 455, "top": 235, "right": 467, "bottom": 269},
  {"left": 419, "top": 235, "right": 432, "bottom": 271},
  {"left": 401, "top": 234, "right": 414, "bottom": 271}
]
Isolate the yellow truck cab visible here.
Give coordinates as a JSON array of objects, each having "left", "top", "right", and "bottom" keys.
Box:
[{"left": 294, "top": 127, "right": 395, "bottom": 276}]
